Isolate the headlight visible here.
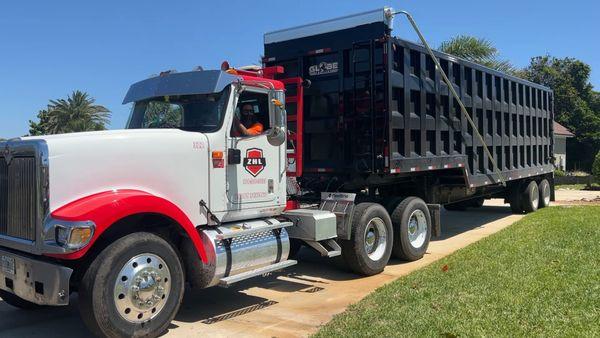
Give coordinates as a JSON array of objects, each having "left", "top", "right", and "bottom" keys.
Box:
[
  {"left": 55, "top": 224, "right": 94, "bottom": 249},
  {"left": 43, "top": 218, "right": 95, "bottom": 253}
]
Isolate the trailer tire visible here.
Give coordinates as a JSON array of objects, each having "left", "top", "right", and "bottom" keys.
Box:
[
  {"left": 384, "top": 196, "right": 405, "bottom": 214},
  {"left": 391, "top": 197, "right": 431, "bottom": 261},
  {"left": 538, "top": 179, "right": 551, "bottom": 208},
  {"left": 340, "top": 203, "right": 393, "bottom": 276},
  {"left": 522, "top": 181, "right": 540, "bottom": 213},
  {"left": 0, "top": 290, "right": 43, "bottom": 310},
  {"left": 509, "top": 186, "right": 524, "bottom": 213},
  {"left": 79, "top": 232, "right": 184, "bottom": 338}
]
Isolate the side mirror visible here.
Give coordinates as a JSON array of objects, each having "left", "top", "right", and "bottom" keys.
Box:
[
  {"left": 268, "top": 98, "right": 286, "bottom": 146},
  {"left": 267, "top": 126, "right": 286, "bottom": 146}
]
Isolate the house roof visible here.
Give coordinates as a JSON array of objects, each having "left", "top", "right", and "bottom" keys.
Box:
[{"left": 554, "top": 122, "right": 575, "bottom": 137}]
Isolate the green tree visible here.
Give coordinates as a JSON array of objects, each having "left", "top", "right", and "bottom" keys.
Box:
[
  {"left": 593, "top": 151, "right": 600, "bottom": 182},
  {"left": 28, "top": 108, "right": 51, "bottom": 136},
  {"left": 522, "top": 56, "right": 600, "bottom": 170},
  {"left": 142, "top": 101, "right": 182, "bottom": 128},
  {"left": 28, "top": 91, "right": 111, "bottom": 135},
  {"left": 439, "top": 35, "right": 516, "bottom": 74}
]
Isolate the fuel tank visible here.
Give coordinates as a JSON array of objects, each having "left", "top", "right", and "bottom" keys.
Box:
[{"left": 195, "top": 218, "right": 290, "bottom": 288}]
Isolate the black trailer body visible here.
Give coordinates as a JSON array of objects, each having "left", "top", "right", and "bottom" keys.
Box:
[{"left": 264, "top": 8, "right": 554, "bottom": 199}]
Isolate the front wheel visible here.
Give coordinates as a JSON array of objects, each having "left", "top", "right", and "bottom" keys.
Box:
[{"left": 79, "top": 232, "right": 184, "bottom": 338}]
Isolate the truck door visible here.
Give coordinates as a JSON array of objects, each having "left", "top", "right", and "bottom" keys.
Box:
[{"left": 226, "top": 87, "right": 286, "bottom": 207}]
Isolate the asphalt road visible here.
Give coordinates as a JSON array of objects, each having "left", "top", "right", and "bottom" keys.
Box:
[{"left": 1, "top": 189, "right": 597, "bottom": 337}]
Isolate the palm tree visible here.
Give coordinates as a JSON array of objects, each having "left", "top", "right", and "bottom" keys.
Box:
[
  {"left": 45, "top": 91, "right": 111, "bottom": 134},
  {"left": 439, "top": 35, "right": 516, "bottom": 74}
]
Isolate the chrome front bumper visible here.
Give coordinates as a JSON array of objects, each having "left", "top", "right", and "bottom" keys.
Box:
[{"left": 0, "top": 248, "right": 72, "bottom": 306}]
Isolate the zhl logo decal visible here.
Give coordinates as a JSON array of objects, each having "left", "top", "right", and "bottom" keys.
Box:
[{"left": 243, "top": 148, "right": 266, "bottom": 177}]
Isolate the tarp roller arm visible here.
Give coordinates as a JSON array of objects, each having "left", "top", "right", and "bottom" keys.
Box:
[{"left": 391, "top": 10, "right": 506, "bottom": 187}]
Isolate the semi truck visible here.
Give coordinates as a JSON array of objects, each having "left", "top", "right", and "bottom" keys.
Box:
[{"left": 0, "top": 7, "right": 554, "bottom": 337}]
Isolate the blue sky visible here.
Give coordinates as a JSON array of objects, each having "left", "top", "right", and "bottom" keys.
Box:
[{"left": 1, "top": 0, "right": 598, "bottom": 138}]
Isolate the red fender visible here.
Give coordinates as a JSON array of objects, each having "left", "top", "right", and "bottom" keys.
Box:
[{"left": 46, "top": 189, "right": 207, "bottom": 262}]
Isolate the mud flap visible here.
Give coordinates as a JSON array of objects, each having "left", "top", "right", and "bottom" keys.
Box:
[{"left": 427, "top": 204, "right": 441, "bottom": 237}]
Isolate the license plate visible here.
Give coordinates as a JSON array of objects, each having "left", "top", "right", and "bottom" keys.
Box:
[{"left": 1, "top": 256, "right": 15, "bottom": 275}]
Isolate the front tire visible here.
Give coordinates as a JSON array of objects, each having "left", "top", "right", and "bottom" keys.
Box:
[
  {"left": 340, "top": 203, "right": 393, "bottom": 276},
  {"left": 0, "top": 290, "right": 42, "bottom": 310},
  {"left": 391, "top": 197, "right": 431, "bottom": 261},
  {"left": 79, "top": 232, "right": 184, "bottom": 338}
]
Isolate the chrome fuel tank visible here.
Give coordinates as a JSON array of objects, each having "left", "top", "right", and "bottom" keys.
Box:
[{"left": 198, "top": 218, "right": 290, "bottom": 288}]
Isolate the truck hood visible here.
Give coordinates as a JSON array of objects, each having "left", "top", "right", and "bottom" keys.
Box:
[{"left": 26, "top": 129, "right": 211, "bottom": 225}]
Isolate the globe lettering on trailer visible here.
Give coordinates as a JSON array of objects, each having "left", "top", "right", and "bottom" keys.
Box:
[{"left": 243, "top": 148, "right": 266, "bottom": 177}]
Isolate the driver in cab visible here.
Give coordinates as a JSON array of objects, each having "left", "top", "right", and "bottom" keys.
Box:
[{"left": 232, "top": 104, "right": 264, "bottom": 136}]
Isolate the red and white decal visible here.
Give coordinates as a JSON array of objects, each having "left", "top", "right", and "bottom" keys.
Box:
[{"left": 243, "top": 148, "right": 266, "bottom": 177}]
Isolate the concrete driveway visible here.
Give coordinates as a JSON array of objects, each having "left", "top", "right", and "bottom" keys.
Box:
[{"left": 1, "top": 189, "right": 598, "bottom": 337}]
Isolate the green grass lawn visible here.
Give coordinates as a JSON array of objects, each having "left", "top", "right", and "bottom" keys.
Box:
[{"left": 315, "top": 206, "right": 600, "bottom": 337}]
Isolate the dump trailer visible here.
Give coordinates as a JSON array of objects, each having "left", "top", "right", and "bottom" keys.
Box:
[
  {"left": 265, "top": 7, "right": 554, "bottom": 209},
  {"left": 0, "top": 7, "right": 554, "bottom": 338}
]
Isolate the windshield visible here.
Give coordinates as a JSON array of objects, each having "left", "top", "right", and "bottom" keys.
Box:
[{"left": 127, "top": 86, "right": 230, "bottom": 133}]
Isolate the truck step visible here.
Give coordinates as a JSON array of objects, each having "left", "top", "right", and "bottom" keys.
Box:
[
  {"left": 215, "top": 221, "right": 293, "bottom": 241},
  {"left": 218, "top": 260, "right": 297, "bottom": 287},
  {"left": 305, "top": 239, "right": 342, "bottom": 258}
]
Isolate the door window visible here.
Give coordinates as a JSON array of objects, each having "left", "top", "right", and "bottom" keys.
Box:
[{"left": 231, "top": 91, "right": 270, "bottom": 137}]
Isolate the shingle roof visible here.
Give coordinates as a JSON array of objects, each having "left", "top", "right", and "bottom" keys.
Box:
[{"left": 554, "top": 122, "right": 575, "bottom": 137}]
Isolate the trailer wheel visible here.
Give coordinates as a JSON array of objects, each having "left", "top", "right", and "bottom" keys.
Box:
[
  {"left": 522, "top": 181, "right": 540, "bottom": 213},
  {"left": 391, "top": 197, "right": 431, "bottom": 261},
  {"left": 79, "top": 232, "right": 184, "bottom": 338},
  {"left": 538, "top": 179, "right": 551, "bottom": 208},
  {"left": 509, "top": 185, "right": 524, "bottom": 213},
  {"left": 340, "top": 203, "right": 393, "bottom": 276},
  {"left": 384, "top": 196, "right": 405, "bottom": 214},
  {"left": 0, "top": 290, "right": 43, "bottom": 310}
]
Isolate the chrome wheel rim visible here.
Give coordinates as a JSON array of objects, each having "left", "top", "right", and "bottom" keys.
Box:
[
  {"left": 531, "top": 184, "right": 539, "bottom": 208},
  {"left": 407, "top": 210, "right": 428, "bottom": 249},
  {"left": 542, "top": 183, "right": 551, "bottom": 205},
  {"left": 363, "top": 217, "right": 387, "bottom": 261},
  {"left": 114, "top": 253, "right": 171, "bottom": 323}
]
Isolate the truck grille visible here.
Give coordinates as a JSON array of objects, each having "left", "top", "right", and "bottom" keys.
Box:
[{"left": 0, "top": 156, "right": 38, "bottom": 241}]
